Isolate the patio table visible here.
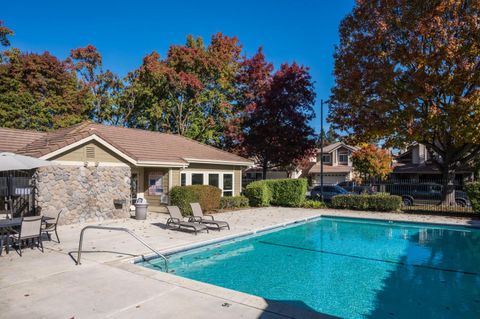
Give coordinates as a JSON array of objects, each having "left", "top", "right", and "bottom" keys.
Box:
[{"left": 0, "top": 216, "right": 54, "bottom": 255}]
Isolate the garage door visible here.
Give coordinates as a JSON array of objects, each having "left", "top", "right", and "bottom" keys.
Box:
[{"left": 315, "top": 174, "right": 348, "bottom": 185}]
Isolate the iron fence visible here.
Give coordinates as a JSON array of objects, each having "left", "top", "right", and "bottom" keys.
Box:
[{"left": 310, "top": 178, "right": 474, "bottom": 214}]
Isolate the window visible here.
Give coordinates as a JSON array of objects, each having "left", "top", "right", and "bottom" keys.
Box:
[
  {"left": 181, "top": 173, "right": 186, "bottom": 186},
  {"left": 339, "top": 152, "right": 348, "bottom": 164},
  {"left": 148, "top": 173, "right": 164, "bottom": 195},
  {"left": 223, "top": 174, "right": 233, "bottom": 196},
  {"left": 208, "top": 174, "right": 219, "bottom": 187},
  {"left": 191, "top": 173, "right": 204, "bottom": 185},
  {"left": 322, "top": 154, "right": 331, "bottom": 163}
]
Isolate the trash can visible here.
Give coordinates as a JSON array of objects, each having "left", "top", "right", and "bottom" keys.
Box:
[{"left": 134, "top": 198, "right": 148, "bottom": 220}]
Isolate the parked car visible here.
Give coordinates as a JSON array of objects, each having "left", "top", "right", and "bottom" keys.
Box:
[
  {"left": 386, "top": 182, "right": 471, "bottom": 207},
  {"left": 337, "top": 181, "right": 372, "bottom": 194},
  {"left": 310, "top": 185, "right": 349, "bottom": 202}
]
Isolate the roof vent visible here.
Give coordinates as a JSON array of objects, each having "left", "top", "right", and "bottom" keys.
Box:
[{"left": 85, "top": 146, "right": 95, "bottom": 160}]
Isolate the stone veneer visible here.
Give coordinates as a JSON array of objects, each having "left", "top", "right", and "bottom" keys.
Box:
[{"left": 35, "top": 165, "right": 131, "bottom": 225}]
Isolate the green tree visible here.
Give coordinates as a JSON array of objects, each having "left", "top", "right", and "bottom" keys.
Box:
[
  {"left": 69, "top": 45, "right": 122, "bottom": 124},
  {"left": 329, "top": 0, "right": 480, "bottom": 203},
  {"left": 123, "top": 33, "right": 242, "bottom": 146}
]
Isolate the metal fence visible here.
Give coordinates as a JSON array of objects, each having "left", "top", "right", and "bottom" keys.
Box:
[
  {"left": 310, "top": 178, "right": 474, "bottom": 214},
  {"left": 0, "top": 172, "right": 37, "bottom": 218}
]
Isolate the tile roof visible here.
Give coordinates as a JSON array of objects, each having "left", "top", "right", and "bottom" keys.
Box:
[
  {"left": 0, "top": 122, "right": 253, "bottom": 166},
  {"left": 317, "top": 142, "right": 359, "bottom": 154},
  {"left": 0, "top": 127, "right": 46, "bottom": 153}
]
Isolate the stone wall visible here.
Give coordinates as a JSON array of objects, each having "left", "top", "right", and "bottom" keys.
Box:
[{"left": 35, "top": 165, "right": 131, "bottom": 225}]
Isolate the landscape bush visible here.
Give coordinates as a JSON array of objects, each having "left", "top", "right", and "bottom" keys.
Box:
[
  {"left": 331, "top": 193, "right": 401, "bottom": 211},
  {"left": 465, "top": 182, "right": 480, "bottom": 213},
  {"left": 220, "top": 196, "right": 250, "bottom": 209},
  {"left": 302, "top": 199, "right": 327, "bottom": 209},
  {"left": 170, "top": 185, "right": 222, "bottom": 216},
  {"left": 244, "top": 178, "right": 308, "bottom": 207}
]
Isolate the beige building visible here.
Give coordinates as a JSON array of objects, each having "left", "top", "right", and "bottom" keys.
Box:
[
  {"left": 306, "top": 142, "right": 359, "bottom": 185},
  {"left": 0, "top": 122, "right": 252, "bottom": 224}
]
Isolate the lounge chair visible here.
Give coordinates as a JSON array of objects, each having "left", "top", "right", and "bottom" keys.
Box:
[
  {"left": 189, "top": 203, "right": 230, "bottom": 231},
  {"left": 166, "top": 206, "right": 208, "bottom": 235}
]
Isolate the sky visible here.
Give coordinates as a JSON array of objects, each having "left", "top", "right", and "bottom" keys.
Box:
[{"left": 3, "top": 0, "right": 355, "bottom": 132}]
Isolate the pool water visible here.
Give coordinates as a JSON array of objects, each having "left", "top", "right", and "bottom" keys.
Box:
[{"left": 141, "top": 217, "right": 480, "bottom": 318}]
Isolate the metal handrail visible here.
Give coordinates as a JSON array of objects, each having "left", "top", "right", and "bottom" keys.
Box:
[{"left": 76, "top": 225, "right": 168, "bottom": 272}]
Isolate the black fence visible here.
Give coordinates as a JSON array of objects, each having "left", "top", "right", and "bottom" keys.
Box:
[
  {"left": 0, "top": 172, "right": 37, "bottom": 218},
  {"left": 310, "top": 179, "right": 474, "bottom": 214}
]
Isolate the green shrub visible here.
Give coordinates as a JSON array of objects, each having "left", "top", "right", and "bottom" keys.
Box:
[
  {"left": 244, "top": 181, "right": 272, "bottom": 207},
  {"left": 244, "top": 178, "right": 308, "bottom": 207},
  {"left": 331, "top": 194, "right": 402, "bottom": 211},
  {"left": 302, "top": 200, "right": 327, "bottom": 209},
  {"left": 220, "top": 196, "right": 250, "bottom": 209},
  {"left": 465, "top": 182, "right": 480, "bottom": 213},
  {"left": 170, "top": 185, "right": 222, "bottom": 216}
]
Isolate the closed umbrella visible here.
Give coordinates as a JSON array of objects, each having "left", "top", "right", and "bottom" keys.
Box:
[{"left": 0, "top": 152, "right": 54, "bottom": 171}]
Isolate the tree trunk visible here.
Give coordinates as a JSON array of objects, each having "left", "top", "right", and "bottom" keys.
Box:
[
  {"left": 441, "top": 167, "right": 456, "bottom": 206},
  {"left": 262, "top": 156, "right": 268, "bottom": 180}
]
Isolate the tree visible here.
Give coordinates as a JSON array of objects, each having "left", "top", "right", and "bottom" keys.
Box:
[
  {"left": 123, "top": 33, "right": 242, "bottom": 146},
  {"left": 329, "top": 0, "right": 480, "bottom": 203},
  {"left": 236, "top": 49, "right": 317, "bottom": 178},
  {"left": 317, "top": 126, "right": 339, "bottom": 147},
  {"left": 351, "top": 144, "right": 392, "bottom": 182},
  {"left": 0, "top": 50, "right": 91, "bottom": 130},
  {"left": 0, "top": 21, "right": 14, "bottom": 62},
  {"left": 69, "top": 45, "right": 122, "bottom": 124}
]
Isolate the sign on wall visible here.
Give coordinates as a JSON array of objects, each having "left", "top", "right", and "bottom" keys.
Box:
[{"left": 148, "top": 173, "right": 164, "bottom": 195}]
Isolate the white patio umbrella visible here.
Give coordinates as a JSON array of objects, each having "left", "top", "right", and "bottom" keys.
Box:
[
  {"left": 0, "top": 152, "right": 55, "bottom": 218},
  {"left": 0, "top": 152, "right": 54, "bottom": 171}
]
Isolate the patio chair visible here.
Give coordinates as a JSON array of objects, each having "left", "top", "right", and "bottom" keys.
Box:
[
  {"left": 42, "top": 209, "right": 64, "bottom": 243},
  {"left": 166, "top": 206, "right": 208, "bottom": 235},
  {"left": 189, "top": 203, "right": 230, "bottom": 231},
  {"left": 10, "top": 216, "right": 44, "bottom": 256}
]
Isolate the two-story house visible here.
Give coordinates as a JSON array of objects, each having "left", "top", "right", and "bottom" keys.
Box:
[
  {"left": 392, "top": 143, "right": 474, "bottom": 183},
  {"left": 306, "top": 142, "right": 359, "bottom": 185}
]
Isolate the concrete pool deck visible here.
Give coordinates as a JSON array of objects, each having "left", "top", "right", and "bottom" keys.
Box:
[{"left": 1, "top": 207, "right": 479, "bottom": 318}]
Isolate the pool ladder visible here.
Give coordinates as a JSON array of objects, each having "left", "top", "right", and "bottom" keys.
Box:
[{"left": 76, "top": 225, "right": 168, "bottom": 272}]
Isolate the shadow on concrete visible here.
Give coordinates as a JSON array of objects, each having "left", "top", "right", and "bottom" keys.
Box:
[{"left": 257, "top": 299, "right": 339, "bottom": 319}]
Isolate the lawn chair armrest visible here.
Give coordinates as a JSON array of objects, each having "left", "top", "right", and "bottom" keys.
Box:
[
  {"left": 204, "top": 214, "right": 215, "bottom": 220},
  {"left": 189, "top": 216, "right": 202, "bottom": 222}
]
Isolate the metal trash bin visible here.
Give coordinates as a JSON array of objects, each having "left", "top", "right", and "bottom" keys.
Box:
[{"left": 134, "top": 198, "right": 148, "bottom": 220}]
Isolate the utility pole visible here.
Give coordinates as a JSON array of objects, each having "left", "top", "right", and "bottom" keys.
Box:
[{"left": 320, "top": 99, "right": 324, "bottom": 201}]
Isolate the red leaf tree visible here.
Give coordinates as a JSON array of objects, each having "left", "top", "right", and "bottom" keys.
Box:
[{"left": 233, "top": 49, "right": 317, "bottom": 178}]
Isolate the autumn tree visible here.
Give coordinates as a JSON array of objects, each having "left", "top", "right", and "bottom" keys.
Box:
[
  {"left": 351, "top": 144, "right": 392, "bottom": 182},
  {"left": 123, "top": 33, "right": 242, "bottom": 146},
  {"left": 0, "top": 50, "right": 91, "bottom": 130},
  {"left": 69, "top": 45, "right": 122, "bottom": 124},
  {"left": 0, "top": 21, "right": 13, "bottom": 62},
  {"left": 329, "top": 0, "right": 480, "bottom": 203},
  {"left": 235, "top": 49, "right": 317, "bottom": 178}
]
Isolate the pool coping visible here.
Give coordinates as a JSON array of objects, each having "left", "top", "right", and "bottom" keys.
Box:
[{"left": 116, "top": 212, "right": 477, "bottom": 319}]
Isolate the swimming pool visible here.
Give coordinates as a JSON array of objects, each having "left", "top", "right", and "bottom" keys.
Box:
[{"left": 141, "top": 217, "right": 480, "bottom": 318}]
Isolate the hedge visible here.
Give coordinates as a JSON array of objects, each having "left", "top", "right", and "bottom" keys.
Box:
[
  {"left": 302, "top": 199, "right": 327, "bottom": 209},
  {"left": 220, "top": 196, "right": 250, "bottom": 209},
  {"left": 465, "top": 182, "right": 480, "bottom": 213},
  {"left": 244, "top": 178, "right": 308, "bottom": 207},
  {"left": 331, "top": 194, "right": 402, "bottom": 211},
  {"left": 170, "top": 185, "right": 222, "bottom": 216}
]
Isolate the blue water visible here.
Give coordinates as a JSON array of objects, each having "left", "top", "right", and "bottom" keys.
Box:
[{"left": 142, "top": 217, "right": 480, "bottom": 318}]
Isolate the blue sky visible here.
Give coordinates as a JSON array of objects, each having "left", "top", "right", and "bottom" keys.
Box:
[{"left": 3, "top": 0, "right": 354, "bottom": 132}]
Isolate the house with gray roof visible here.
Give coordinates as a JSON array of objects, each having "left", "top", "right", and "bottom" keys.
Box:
[{"left": 306, "top": 142, "right": 359, "bottom": 185}]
